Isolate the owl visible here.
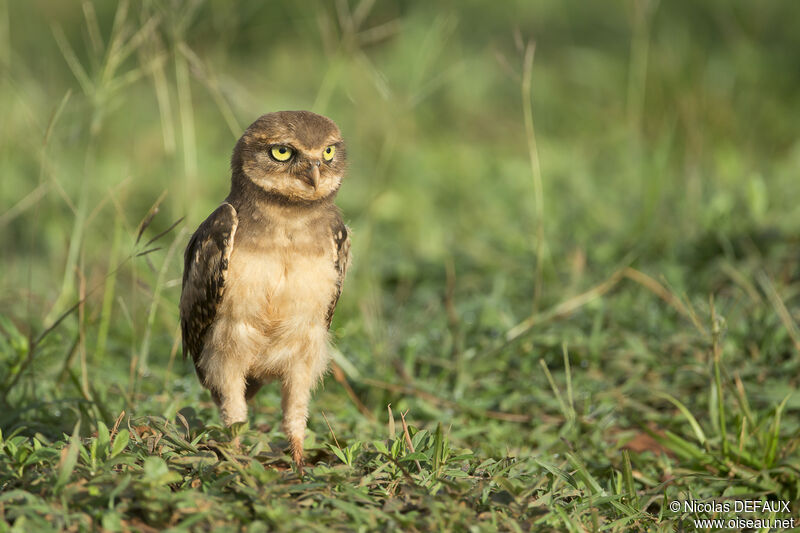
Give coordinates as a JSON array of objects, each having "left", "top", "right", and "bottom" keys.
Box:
[{"left": 180, "top": 111, "right": 351, "bottom": 471}]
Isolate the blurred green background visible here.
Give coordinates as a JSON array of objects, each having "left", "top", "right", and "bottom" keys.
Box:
[
  {"left": 1, "top": 0, "right": 799, "bottom": 441},
  {"left": 2, "top": 1, "right": 800, "bottom": 528}
]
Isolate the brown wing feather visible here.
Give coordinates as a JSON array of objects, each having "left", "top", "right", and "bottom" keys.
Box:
[
  {"left": 180, "top": 203, "right": 238, "bottom": 376},
  {"left": 326, "top": 217, "right": 351, "bottom": 328}
]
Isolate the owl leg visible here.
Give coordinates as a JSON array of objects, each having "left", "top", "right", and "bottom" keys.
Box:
[
  {"left": 280, "top": 367, "right": 314, "bottom": 472},
  {"left": 211, "top": 377, "right": 248, "bottom": 427}
]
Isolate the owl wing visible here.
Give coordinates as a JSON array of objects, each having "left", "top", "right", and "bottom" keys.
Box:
[
  {"left": 180, "top": 203, "right": 239, "bottom": 370},
  {"left": 326, "top": 217, "right": 351, "bottom": 329}
]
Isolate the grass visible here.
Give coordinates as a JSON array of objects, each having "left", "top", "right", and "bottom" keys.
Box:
[{"left": 2, "top": 0, "right": 800, "bottom": 530}]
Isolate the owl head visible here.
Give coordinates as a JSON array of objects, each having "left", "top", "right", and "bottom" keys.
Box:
[{"left": 231, "top": 111, "right": 347, "bottom": 204}]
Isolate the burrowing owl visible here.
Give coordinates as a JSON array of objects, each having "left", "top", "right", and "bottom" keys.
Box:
[{"left": 180, "top": 111, "right": 351, "bottom": 470}]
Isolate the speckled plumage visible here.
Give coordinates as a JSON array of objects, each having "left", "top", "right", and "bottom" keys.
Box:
[{"left": 180, "top": 111, "right": 351, "bottom": 471}]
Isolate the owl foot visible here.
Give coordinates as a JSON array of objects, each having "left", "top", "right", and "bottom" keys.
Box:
[{"left": 290, "top": 436, "right": 305, "bottom": 476}]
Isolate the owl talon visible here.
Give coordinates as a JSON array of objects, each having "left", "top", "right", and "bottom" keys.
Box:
[
  {"left": 292, "top": 447, "right": 305, "bottom": 476},
  {"left": 290, "top": 435, "right": 305, "bottom": 474}
]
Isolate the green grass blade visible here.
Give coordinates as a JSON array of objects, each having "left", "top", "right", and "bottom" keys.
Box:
[
  {"left": 652, "top": 391, "right": 707, "bottom": 446},
  {"left": 622, "top": 450, "right": 638, "bottom": 508},
  {"left": 54, "top": 422, "right": 81, "bottom": 493},
  {"left": 764, "top": 394, "right": 791, "bottom": 468}
]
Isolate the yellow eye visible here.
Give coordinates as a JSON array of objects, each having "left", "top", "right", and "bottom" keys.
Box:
[
  {"left": 270, "top": 145, "right": 293, "bottom": 161},
  {"left": 323, "top": 145, "right": 336, "bottom": 161}
]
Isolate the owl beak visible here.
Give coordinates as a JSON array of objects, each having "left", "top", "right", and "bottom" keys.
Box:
[{"left": 301, "top": 161, "right": 321, "bottom": 190}]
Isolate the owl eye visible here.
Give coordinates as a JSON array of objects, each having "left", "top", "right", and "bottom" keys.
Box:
[
  {"left": 323, "top": 145, "right": 336, "bottom": 161},
  {"left": 270, "top": 145, "right": 293, "bottom": 162}
]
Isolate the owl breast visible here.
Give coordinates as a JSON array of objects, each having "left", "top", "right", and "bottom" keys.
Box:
[{"left": 205, "top": 213, "right": 338, "bottom": 379}]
